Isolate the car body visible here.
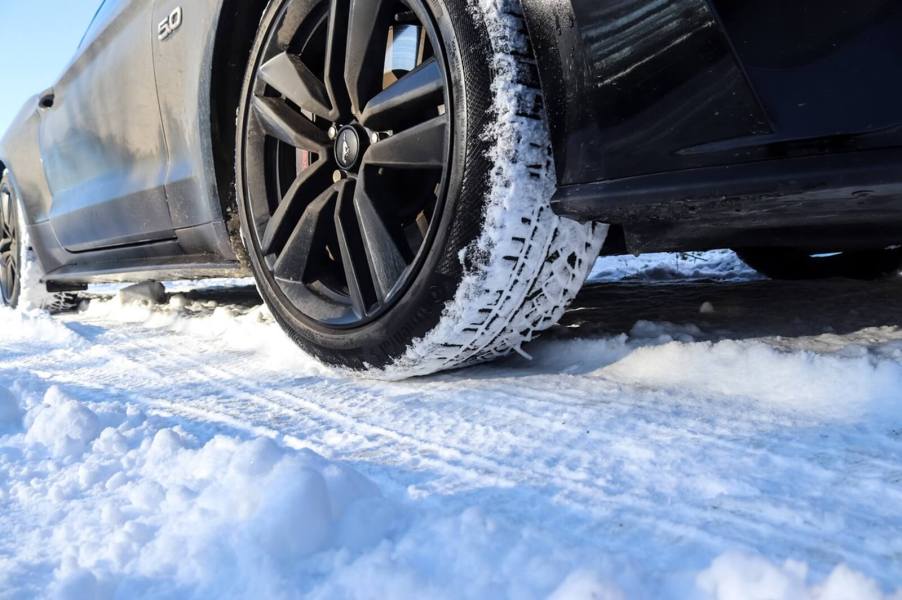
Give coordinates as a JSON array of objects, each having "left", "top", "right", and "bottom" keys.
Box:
[
  {"left": 523, "top": 0, "right": 902, "bottom": 253},
  {"left": 3, "top": 0, "right": 901, "bottom": 283},
  {"left": 0, "top": 0, "right": 251, "bottom": 286},
  {"left": 1, "top": 0, "right": 900, "bottom": 374}
]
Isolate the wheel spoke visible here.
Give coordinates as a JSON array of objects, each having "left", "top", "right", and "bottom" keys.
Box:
[
  {"left": 258, "top": 52, "right": 333, "bottom": 121},
  {"left": 324, "top": 0, "right": 352, "bottom": 118},
  {"left": 344, "top": 0, "right": 393, "bottom": 117},
  {"left": 363, "top": 116, "right": 447, "bottom": 169},
  {"left": 360, "top": 58, "right": 443, "bottom": 130},
  {"left": 244, "top": 0, "right": 449, "bottom": 325},
  {"left": 273, "top": 186, "right": 338, "bottom": 281},
  {"left": 334, "top": 181, "right": 369, "bottom": 317},
  {"left": 352, "top": 182, "right": 408, "bottom": 301},
  {"left": 261, "top": 159, "right": 335, "bottom": 255},
  {"left": 252, "top": 96, "right": 329, "bottom": 152}
]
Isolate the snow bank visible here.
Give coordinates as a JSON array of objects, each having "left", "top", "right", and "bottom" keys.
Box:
[
  {"left": 696, "top": 552, "right": 893, "bottom": 600},
  {"left": 1, "top": 380, "right": 898, "bottom": 599},
  {"left": 1, "top": 383, "right": 394, "bottom": 598},
  {"left": 0, "top": 306, "right": 82, "bottom": 347},
  {"left": 25, "top": 386, "right": 101, "bottom": 459},
  {"left": 601, "top": 338, "right": 902, "bottom": 421},
  {"left": 2, "top": 251, "right": 900, "bottom": 597}
]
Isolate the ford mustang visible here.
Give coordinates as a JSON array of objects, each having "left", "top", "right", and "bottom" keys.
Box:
[{"left": 2, "top": 0, "right": 901, "bottom": 375}]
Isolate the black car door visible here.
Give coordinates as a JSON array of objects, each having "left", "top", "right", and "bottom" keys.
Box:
[{"left": 38, "top": 0, "right": 174, "bottom": 252}]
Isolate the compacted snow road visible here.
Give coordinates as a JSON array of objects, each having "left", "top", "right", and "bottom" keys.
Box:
[{"left": 1, "top": 252, "right": 901, "bottom": 599}]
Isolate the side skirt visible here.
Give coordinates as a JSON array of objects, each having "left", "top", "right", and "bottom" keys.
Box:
[{"left": 555, "top": 148, "right": 902, "bottom": 253}]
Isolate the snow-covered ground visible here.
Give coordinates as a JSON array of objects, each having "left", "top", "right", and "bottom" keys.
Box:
[{"left": 1, "top": 251, "right": 901, "bottom": 599}]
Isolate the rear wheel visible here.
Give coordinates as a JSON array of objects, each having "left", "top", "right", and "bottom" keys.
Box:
[
  {"left": 235, "top": 0, "right": 605, "bottom": 376},
  {"left": 0, "top": 174, "right": 21, "bottom": 307},
  {"left": 735, "top": 247, "right": 902, "bottom": 281},
  {"left": 1, "top": 172, "right": 79, "bottom": 312}
]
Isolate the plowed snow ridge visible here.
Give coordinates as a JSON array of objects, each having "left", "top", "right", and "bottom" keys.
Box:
[{"left": 0, "top": 251, "right": 901, "bottom": 599}]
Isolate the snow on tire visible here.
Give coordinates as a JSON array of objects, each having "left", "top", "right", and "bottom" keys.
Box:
[
  {"left": 236, "top": 0, "right": 605, "bottom": 376},
  {"left": 383, "top": 0, "right": 607, "bottom": 377}
]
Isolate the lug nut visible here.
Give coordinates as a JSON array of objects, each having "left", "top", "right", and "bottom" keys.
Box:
[
  {"left": 333, "top": 170, "right": 344, "bottom": 183},
  {"left": 328, "top": 126, "right": 338, "bottom": 140},
  {"left": 370, "top": 132, "right": 381, "bottom": 145}
]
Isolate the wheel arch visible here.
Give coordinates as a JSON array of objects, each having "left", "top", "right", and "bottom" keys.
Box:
[{"left": 209, "top": 0, "right": 271, "bottom": 256}]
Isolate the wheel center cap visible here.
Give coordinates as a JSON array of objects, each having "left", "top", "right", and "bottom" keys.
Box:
[{"left": 335, "top": 126, "right": 362, "bottom": 171}]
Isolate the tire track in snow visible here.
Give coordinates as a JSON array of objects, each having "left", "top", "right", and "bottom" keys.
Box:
[{"left": 52, "top": 312, "right": 902, "bottom": 576}]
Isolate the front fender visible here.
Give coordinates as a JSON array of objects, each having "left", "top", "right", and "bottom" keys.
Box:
[
  {"left": 521, "top": 0, "right": 771, "bottom": 187},
  {"left": 0, "top": 96, "right": 55, "bottom": 225}
]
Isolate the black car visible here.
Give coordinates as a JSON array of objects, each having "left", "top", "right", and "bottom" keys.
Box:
[{"left": 2, "top": 0, "right": 901, "bottom": 375}]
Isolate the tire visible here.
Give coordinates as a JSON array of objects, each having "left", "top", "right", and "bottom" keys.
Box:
[
  {"left": 0, "top": 171, "right": 79, "bottom": 312},
  {"left": 735, "top": 247, "right": 902, "bottom": 281},
  {"left": 235, "top": 0, "right": 605, "bottom": 377}
]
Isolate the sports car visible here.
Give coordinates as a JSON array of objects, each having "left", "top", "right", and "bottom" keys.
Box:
[{"left": 2, "top": 0, "right": 900, "bottom": 375}]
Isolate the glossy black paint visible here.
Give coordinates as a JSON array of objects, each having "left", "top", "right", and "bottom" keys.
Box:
[
  {"left": 522, "top": 0, "right": 771, "bottom": 185},
  {"left": 557, "top": 147, "right": 902, "bottom": 253},
  {"left": 0, "top": 0, "right": 900, "bottom": 288},
  {"left": 523, "top": 0, "right": 902, "bottom": 182},
  {"left": 523, "top": 0, "right": 902, "bottom": 249}
]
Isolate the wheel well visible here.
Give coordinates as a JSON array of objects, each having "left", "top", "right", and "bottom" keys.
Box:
[{"left": 210, "top": 0, "right": 270, "bottom": 234}]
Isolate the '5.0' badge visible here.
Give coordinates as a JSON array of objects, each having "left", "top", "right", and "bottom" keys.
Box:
[{"left": 158, "top": 7, "right": 183, "bottom": 41}]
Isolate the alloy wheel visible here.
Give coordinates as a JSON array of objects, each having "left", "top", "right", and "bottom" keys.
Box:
[
  {"left": 241, "top": 0, "right": 452, "bottom": 328},
  {"left": 0, "top": 186, "right": 19, "bottom": 305}
]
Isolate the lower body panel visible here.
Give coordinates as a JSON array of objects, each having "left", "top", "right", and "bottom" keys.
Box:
[{"left": 554, "top": 148, "right": 902, "bottom": 253}]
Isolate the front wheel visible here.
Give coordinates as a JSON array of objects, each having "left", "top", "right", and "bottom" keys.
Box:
[
  {"left": 735, "top": 247, "right": 902, "bottom": 281},
  {"left": 235, "top": 0, "right": 605, "bottom": 376}
]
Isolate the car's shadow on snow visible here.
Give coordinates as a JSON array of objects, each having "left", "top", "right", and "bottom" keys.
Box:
[
  {"left": 180, "top": 276, "right": 902, "bottom": 344},
  {"left": 129, "top": 275, "right": 902, "bottom": 380},
  {"left": 431, "top": 275, "right": 902, "bottom": 379},
  {"left": 176, "top": 284, "right": 265, "bottom": 309},
  {"left": 557, "top": 276, "right": 902, "bottom": 341}
]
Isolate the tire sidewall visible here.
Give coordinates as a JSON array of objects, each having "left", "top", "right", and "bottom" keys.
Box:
[{"left": 235, "top": 0, "right": 497, "bottom": 368}]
